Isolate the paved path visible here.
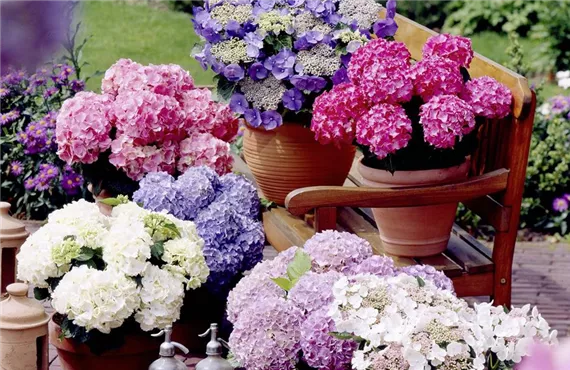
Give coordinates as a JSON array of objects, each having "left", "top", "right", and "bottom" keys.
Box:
[{"left": 44, "top": 241, "right": 569, "bottom": 369}]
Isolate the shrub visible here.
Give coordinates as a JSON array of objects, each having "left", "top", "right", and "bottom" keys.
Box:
[
  {"left": 395, "top": 0, "right": 452, "bottom": 30},
  {"left": 532, "top": 1, "right": 570, "bottom": 73}
]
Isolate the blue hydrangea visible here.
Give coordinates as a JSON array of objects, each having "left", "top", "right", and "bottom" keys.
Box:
[{"left": 216, "top": 173, "right": 260, "bottom": 218}]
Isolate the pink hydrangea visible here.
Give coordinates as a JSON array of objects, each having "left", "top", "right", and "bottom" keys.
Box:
[
  {"left": 422, "top": 33, "right": 474, "bottom": 68},
  {"left": 142, "top": 63, "right": 195, "bottom": 98},
  {"left": 304, "top": 230, "right": 373, "bottom": 273},
  {"left": 55, "top": 92, "right": 113, "bottom": 164},
  {"left": 348, "top": 38, "right": 411, "bottom": 85},
  {"left": 108, "top": 136, "right": 179, "bottom": 180},
  {"left": 410, "top": 56, "right": 464, "bottom": 102},
  {"left": 288, "top": 271, "right": 342, "bottom": 316},
  {"left": 177, "top": 133, "right": 233, "bottom": 175},
  {"left": 111, "top": 90, "right": 186, "bottom": 145},
  {"left": 101, "top": 58, "right": 145, "bottom": 96},
  {"left": 206, "top": 102, "right": 239, "bottom": 142},
  {"left": 300, "top": 308, "right": 357, "bottom": 369},
  {"left": 311, "top": 83, "right": 368, "bottom": 146},
  {"left": 355, "top": 103, "right": 413, "bottom": 159},
  {"left": 358, "top": 58, "right": 413, "bottom": 105},
  {"left": 229, "top": 297, "right": 303, "bottom": 370},
  {"left": 419, "top": 95, "right": 476, "bottom": 149},
  {"left": 460, "top": 76, "right": 512, "bottom": 119}
]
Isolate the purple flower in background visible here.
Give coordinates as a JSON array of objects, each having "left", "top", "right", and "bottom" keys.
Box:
[
  {"left": 248, "top": 62, "right": 269, "bottom": 80},
  {"left": 245, "top": 32, "right": 264, "bottom": 58},
  {"left": 24, "top": 177, "right": 36, "bottom": 191},
  {"left": 565, "top": 194, "right": 570, "bottom": 201},
  {"left": 552, "top": 197, "right": 569, "bottom": 212},
  {"left": 61, "top": 171, "right": 84, "bottom": 196},
  {"left": 287, "top": 0, "right": 305, "bottom": 6},
  {"left": 259, "top": 0, "right": 276, "bottom": 10},
  {"left": 1, "top": 70, "right": 27, "bottom": 85},
  {"left": 282, "top": 88, "right": 304, "bottom": 111},
  {"left": 373, "top": 0, "right": 398, "bottom": 38},
  {"left": 223, "top": 64, "right": 245, "bottom": 82},
  {"left": 293, "top": 36, "right": 311, "bottom": 50},
  {"left": 294, "top": 31, "right": 323, "bottom": 50},
  {"left": 244, "top": 108, "right": 262, "bottom": 127},
  {"left": 260, "top": 110, "right": 283, "bottom": 129},
  {"left": 0, "top": 110, "right": 20, "bottom": 126},
  {"left": 38, "top": 163, "right": 59, "bottom": 181},
  {"left": 386, "top": 0, "right": 397, "bottom": 18},
  {"left": 10, "top": 161, "right": 23, "bottom": 176},
  {"left": 332, "top": 67, "right": 349, "bottom": 85},
  {"left": 44, "top": 111, "right": 58, "bottom": 128},
  {"left": 69, "top": 79, "right": 85, "bottom": 92},
  {"left": 548, "top": 95, "right": 570, "bottom": 116},
  {"left": 226, "top": 20, "right": 245, "bottom": 38},
  {"left": 400, "top": 265, "right": 454, "bottom": 292},
  {"left": 230, "top": 93, "right": 250, "bottom": 114},
  {"left": 202, "top": 20, "right": 224, "bottom": 43},
  {"left": 0, "top": 87, "right": 8, "bottom": 98},
  {"left": 290, "top": 75, "right": 327, "bottom": 92},
  {"left": 43, "top": 87, "right": 58, "bottom": 99}
]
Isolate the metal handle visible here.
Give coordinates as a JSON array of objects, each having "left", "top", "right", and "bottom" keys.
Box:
[
  {"left": 198, "top": 328, "right": 211, "bottom": 338},
  {"left": 172, "top": 341, "right": 189, "bottom": 355},
  {"left": 218, "top": 338, "right": 230, "bottom": 350}
]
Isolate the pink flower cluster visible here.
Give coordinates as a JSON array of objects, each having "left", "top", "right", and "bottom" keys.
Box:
[
  {"left": 56, "top": 59, "right": 239, "bottom": 180},
  {"left": 311, "top": 34, "right": 513, "bottom": 158}
]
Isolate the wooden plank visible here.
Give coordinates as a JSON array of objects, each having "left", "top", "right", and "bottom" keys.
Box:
[
  {"left": 445, "top": 233, "right": 494, "bottom": 274},
  {"left": 452, "top": 272, "right": 494, "bottom": 298},
  {"left": 462, "top": 196, "right": 511, "bottom": 232},
  {"left": 286, "top": 169, "right": 509, "bottom": 215},
  {"left": 452, "top": 225, "right": 493, "bottom": 260},
  {"left": 414, "top": 254, "right": 464, "bottom": 278},
  {"left": 262, "top": 207, "right": 315, "bottom": 252}
]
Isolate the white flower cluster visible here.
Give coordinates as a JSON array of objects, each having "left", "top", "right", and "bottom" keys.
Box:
[
  {"left": 210, "top": 2, "right": 253, "bottom": 27},
  {"left": 51, "top": 265, "right": 140, "bottom": 334},
  {"left": 17, "top": 199, "right": 210, "bottom": 334},
  {"left": 211, "top": 38, "right": 255, "bottom": 65},
  {"left": 257, "top": 11, "right": 294, "bottom": 35},
  {"left": 240, "top": 76, "right": 286, "bottom": 110},
  {"left": 556, "top": 70, "right": 570, "bottom": 89},
  {"left": 329, "top": 274, "right": 557, "bottom": 370},
  {"left": 337, "top": 0, "right": 383, "bottom": 29},
  {"left": 294, "top": 12, "right": 332, "bottom": 35},
  {"left": 297, "top": 44, "right": 341, "bottom": 76}
]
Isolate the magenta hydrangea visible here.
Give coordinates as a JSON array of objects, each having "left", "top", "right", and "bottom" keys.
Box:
[
  {"left": 348, "top": 38, "right": 411, "bottom": 85},
  {"left": 177, "top": 133, "right": 233, "bottom": 176},
  {"left": 55, "top": 92, "right": 113, "bottom": 164},
  {"left": 300, "top": 308, "right": 358, "bottom": 369},
  {"left": 311, "top": 83, "right": 368, "bottom": 145},
  {"left": 352, "top": 255, "right": 396, "bottom": 276},
  {"left": 229, "top": 297, "right": 303, "bottom": 370},
  {"left": 410, "top": 56, "right": 464, "bottom": 102},
  {"left": 422, "top": 33, "right": 474, "bottom": 68},
  {"left": 419, "top": 95, "right": 476, "bottom": 149},
  {"left": 355, "top": 103, "right": 413, "bottom": 159},
  {"left": 304, "top": 230, "right": 373, "bottom": 273},
  {"left": 357, "top": 58, "right": 413, "bottom": 105},
  {"left": 460, "top": 76, "right": 513, "bottom": 119},
  {"left": 288, "top": 271, "right": 342, "bottom": 317}
]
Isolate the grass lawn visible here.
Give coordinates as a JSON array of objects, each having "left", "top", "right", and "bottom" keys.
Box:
[
  {"left": 74, "top": 3, "right": 565, "bottom": 97},
  {"left": 76, "top": 1, "right": 213, "bottom": 91}
]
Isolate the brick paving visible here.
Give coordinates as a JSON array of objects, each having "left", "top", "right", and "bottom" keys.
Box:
[{"left": 18, "top": 217, "right": 566, "bottom": 369}]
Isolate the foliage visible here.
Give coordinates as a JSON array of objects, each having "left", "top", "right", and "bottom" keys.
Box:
[
  {"left": 443, "top": 0, "right": 541, "bottom": 37},
  {"left": 531, "top": 1, "right": 570, "bottom": 73},
  {"left": 0, "top": 64, "right": 85, "bottom": 220},
  {"left": 167, "top": 0, "right": 204, "bottom": 14},
  {"left": 395, "top": 0, "right": 452, "bottom": 30}
]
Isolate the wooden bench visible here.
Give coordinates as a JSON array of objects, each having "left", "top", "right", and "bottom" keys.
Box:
[{"left": 235, "top": 14, "right": 536, "bottom": 307}]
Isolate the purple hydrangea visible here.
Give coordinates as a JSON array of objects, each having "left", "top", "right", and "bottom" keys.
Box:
[
  {"left": 300, "top": 308, "right": 358, "bottom": 369},
  {"left": 288, "top": 271, "right": 342, "bottom": 316},
  {"left": 399, "top": 264, "right": 455, "bottom": 292},
  {"left": 260, "top": 110, "right": 283, "bottom": 129},
  {"left": 331, "top": 67, "right": 350, "bottom": 85},
  {"left": 203, "top": 242, "right": 245, "bottom": 292},
  {"left": 223, "top": 64, "right": 245, "bottom": 82},
  {"left": 264, "top": 49, "right": 296, "bottom": 80},
  {"left": 282, "top": 88, "right": 305, "bottom": 111},
  {"left": 290, "top": 75, "right": 327, "bottom": 93},
  {"left": 304, "top": 230, "right": 373, "bottom": 273},
  {"left": 235, "top": 215, "right": 264, "bottom": 271},
  {"left": 352, "top": 255, "right": 396, "bottom": 276},
  {"left": 244, "top": 108, "right": 262, "bottom": 127},
  {"left": 229, "top": 297, "right": 303, "bottom": 370},
  {"left": 195, "top": 201, "right": 243, "bottom": 246},
  {"left": 230, "top": 93, "right": 250, "bottom": 114},
  {"left": 248, "top": 62, "right": 269, "bottom": 81},
  {"left": 216, "top": 173, "right": 260, "bottom": 218}
]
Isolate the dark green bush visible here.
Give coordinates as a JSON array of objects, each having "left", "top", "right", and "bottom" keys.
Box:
[
  {"left": 532, "top": 1, "right": 570, "bottom": 72},
  {"left": 395, "top": 0, "right": 452, "bottom": 30},
  {"left": 167, "top": 0, "right": 204, "bottom": 14}
]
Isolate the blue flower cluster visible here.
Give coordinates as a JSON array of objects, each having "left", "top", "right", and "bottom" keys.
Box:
[
  {"left": 133, "top": 166, "right": 264, "bottom": 294},
  {"left": 192, "top": 0, "right": 398, "bottom": 130}
]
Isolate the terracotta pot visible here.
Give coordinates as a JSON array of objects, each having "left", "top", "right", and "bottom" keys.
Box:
[
  {"left": 358, "top": 159, "right": 471, "bottom": 257},
  {"left": 49, "top": 320, "right": 161, "bottom": 370},
  {"left": 243, "top": 124, "right": 356, "bottom": 205}
]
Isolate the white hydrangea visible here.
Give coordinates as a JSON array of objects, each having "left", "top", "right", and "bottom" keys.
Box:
[
  {"left": 240, "top": 76, "right": 286, "bottom": 110},
  {"left": 162, "top": 237, "right": 209, "bottom": 290},
  {"left": 17, "top": 223, "right": 76, "bottom": 287},
  {"left": 102, "top": 218, "right": 152, "bottom": 276},
  {"left": 135, "top": 265, "right": 185, "bottom": 331},
  {"left": 296, "top": 44, "right": 341, "bottom": 76},
  {"left": 51, "top": 265, "right": 140, "bottom": 334},
  {"left": 111, "top": 201, "right": 150, "bottom": 219},
  {"left": 162, "top": 212, "right": 203, "bottom": 244},
  {"left": 48, "top": 199, "right": 108, "bottom": 230},
  {"left": 337, "top": 0, "right": 383, "bottom": 29}
]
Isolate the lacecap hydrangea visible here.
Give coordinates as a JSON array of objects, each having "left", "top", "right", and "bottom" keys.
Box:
[{"left": 133, "top": 166, "right": 264, "bottom": 295}]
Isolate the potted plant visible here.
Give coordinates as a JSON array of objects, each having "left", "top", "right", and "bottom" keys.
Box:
[
  {"left": 133, "top": 166, "right": 265, "bottom": 350},
  {"left": 54, "top": 59, "right": 239, "bottom": 214},
  {"left": 16, "top": 199, "right": 210, "bottom": 370},
  {"left": 311, "top": 34, "right": 513, "bottom": 257},
  {"left": 0, "top": 64, "right": 85, "bottom": 223},
  {"left": 191, "top": 0, "right": 400, "bottom": 204},
  {"left": 225, "top": 230, "right": 455, "bottom": 369}
]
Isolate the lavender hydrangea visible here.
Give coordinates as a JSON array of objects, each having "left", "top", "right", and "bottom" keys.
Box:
[
  {"left": 288, "top": 271, "right": 342, "bottom": 316},
  {"left": 135, "top": 166, "right": 264, "bottom": 296},
  {"left": 352, "top": 255, "right": 396, "bottom": 276},
  {"left": 303, "top": 230, "right": 373, "bottom": 273},
  {"left": 399, "top": 264, "right": 455, "bottom": 292},
  {"left": 191, "top": 0, "right": 399, "bottom": 130}
]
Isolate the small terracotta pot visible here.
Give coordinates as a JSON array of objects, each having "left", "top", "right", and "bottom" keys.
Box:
[
  {"left": 243, "top": 124, "right": 356, "bottom": 205},
  {"left": 358, "top": 159, "right": 470, "bottom": 257},
  {"left": 49, "top": 320, "right": 161, "bottom": 370}
]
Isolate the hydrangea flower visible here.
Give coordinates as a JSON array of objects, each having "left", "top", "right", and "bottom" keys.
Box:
[
  {"left": 410, "top": 56, "right": 464, "bottom": 102},
  {"left": 352, "top": 255, "right": 396, "bottom": 276},
  {"left": 422, "top": 33, "right": 474, "bottom": 68},
  {"left": 399, "top": 264, "right": 454, "bottom": 292},
  {"left": 178, "top": 133, "right": 233, "bottom": 176},
  {"left": 304, "top": 230, "right": 373, "bottom": 273},
  {"left": 460, "top": 76, "right": 513, "bottom": 119},
  {"left": 419, "top": 95, "right": 476, "bottom": 149},
  {"left": 288, "top": 271, "right": 342, "bottom": 316}
]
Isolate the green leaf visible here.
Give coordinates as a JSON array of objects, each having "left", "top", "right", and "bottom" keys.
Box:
[
  {"left": 163, "top": 222, "right": 181, "bottom": 238},
  {"left": 329, "top": 331, "right": 366, "bottom": 343},
  {"left": 98, "top": 197, "right": 122, "bottom": 206},
  {"left": 151, "top": 241, "right": 165, "bottom": 260},
  {"left": 216, "top": 76, "right": 237, "bottom": 102},
  {"left": 260, "top": 198, "right": 276, "bottom": 211},
  {"left": 271, "top": 277, "right": 294, "bottom": 291},
  {"left": 286, "top": 249, "right": 312, "bottom": 283},
  {"left": 34, "top": 287, "right": 49, "bottom": 300},
  {"left": 416, "top": 276, "right": 426, "bottom": 287},
  {"left": 75, "top": 247, "right": 95, "bottom": 262}
]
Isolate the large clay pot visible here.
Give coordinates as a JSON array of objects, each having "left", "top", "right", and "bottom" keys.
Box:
[
  {"left": 358, "top": 159, "right": 470, "bottom": 257},
  {"left": 49, "top": 320, "right": 161, "bottom": 370},
  {"left": 243, "top": 124, "right": 356, "bottom": 205}
]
